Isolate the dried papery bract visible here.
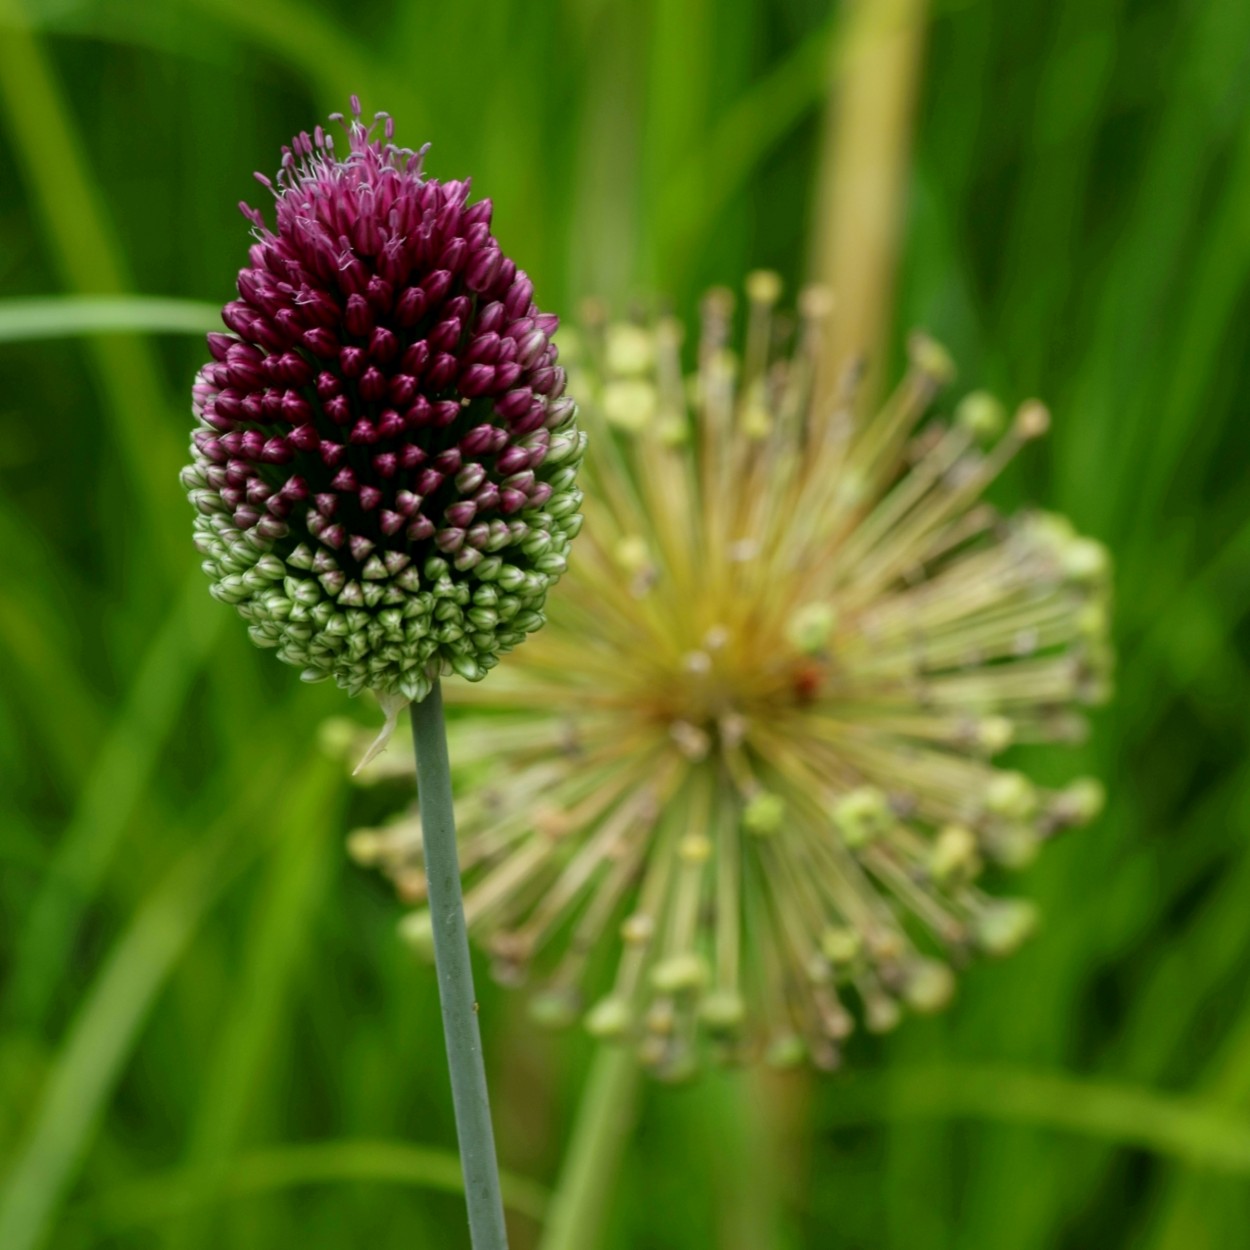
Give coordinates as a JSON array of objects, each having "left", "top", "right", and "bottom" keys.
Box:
[
  {"left": 350, "top": 275, "right": 1112, "bottom": 1079},
  {"left": 182, "top": 98, "right": 583, "bottom": 716}
]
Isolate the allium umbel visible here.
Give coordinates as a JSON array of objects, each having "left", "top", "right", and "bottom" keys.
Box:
[
  {"left": 348, "top": 277, "right": 1113, "bottom": 1077},
  {"left": 182, "top": 100, "right": 584, "bottom": 715}
]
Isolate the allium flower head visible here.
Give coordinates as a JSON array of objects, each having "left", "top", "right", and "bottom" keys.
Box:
[
  {"left": 182, "top": 99, "right": 583, "bottom": 709},
  {"left": 348, "top": 277, "right": 1112, "bottom": 1077}
]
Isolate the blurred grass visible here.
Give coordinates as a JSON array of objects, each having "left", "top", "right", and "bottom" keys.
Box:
[
  {"left": 1, "top": 0, "right": 1249, "bottom": 1248},
  {"left": 0, "top": 296, "right": 220, "bottom": 342}
]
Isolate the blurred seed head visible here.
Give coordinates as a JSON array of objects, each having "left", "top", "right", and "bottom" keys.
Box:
[{"left": 344, "top": 273, "right": 1114, "bottom": 1077}]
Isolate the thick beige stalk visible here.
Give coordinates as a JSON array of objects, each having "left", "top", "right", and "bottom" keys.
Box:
[{"left": 811, "top": 0, "right": 931, "bottom": 408}]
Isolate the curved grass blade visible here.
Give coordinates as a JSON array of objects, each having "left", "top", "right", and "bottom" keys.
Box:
[
  {"left": 0, "top": 296, "right": 221, "bottom": 343},
  {"left": 827, "top": 1064, "right": 1250, "bottom": 1174},
  {"left": 6, "top": 572, "right": 224, "bottom": 1029},
  {"left": 73, "top": 1138, "right": 549, "bottom": 1230},
  {"left": 0, "top": 756, "right": 337, "bottom": 1250}
]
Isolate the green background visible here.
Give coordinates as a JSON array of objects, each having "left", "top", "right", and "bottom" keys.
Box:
[{"left": 2, "top": 0, "right": 1249, "bottom": 1246}]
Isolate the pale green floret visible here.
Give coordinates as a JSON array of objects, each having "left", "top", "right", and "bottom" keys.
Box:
[
  {"left": 864, "top": 995, "right": 902, "bottom": 1035},
  {"left": 766, "top": 1034, "right": 807, "bottom": 1069},
  {"left": 1062, "top": 537, "right": 1111, "bottom": 585},
  {"left": 821, "top": 926, "right": 863, "bottom": 968},
  {"left": 956, "top": 390, "right": 1006, "bottom": 440},
  {"left": 908, "top": 331, "right": 957, "bottom": 385},
  {"left": 976, "top": 716, "right": 1014, "bottom": 755},
  {"left": 833, "top": 786, "right": 894, "bottom": 848},
  {"left": 902, "top": 958, "right": 956, "bottom": 1013},
  {"left": 649, "top": 953, "right": 708, "bottom": 995},
  {"left": 699, "top": 989, "right": 747, "bottom": 1034},
  {"left": 745, "top": 269, "right": 783, "bottom": 304},
  {"left": 786, "top": 602, "right": 838, "bottom": 655},
  {"left": 584, "top": 995, "right": 632, "bottom": 1040},
  {"left": 1077, "top": 600, "right": 1109, "bottom": 641},
  {"left": 742, "top": 791, "right": 786, "bottom": 837},
  {"left": 1052, "top": 776, "right": 1106, "bottom": 827},
  {"left": 984, "top": 822, "right": 1040, "bottom": 869},
  {"left": 604, "top": 323, "right": 655, "bottom": 376},
  {"left": 973, "top": 898, "right": 1039, "bottom": 955},
  {"left": 929, "top": 824, "right": 981, "bottom": 883},
  {"left": 602, "top": 378, "right": 656, "bottom": 431},
  {"left": 398, "top": 909, "right": 435, "bottom": 958},
  {"left": 527, "top": 986, "right": 581, "bottom": 1029},
  {"left": 983, "top": 770, "right": 1038, "bottom": 821}
]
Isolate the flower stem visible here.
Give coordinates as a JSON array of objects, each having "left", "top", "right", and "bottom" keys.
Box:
[
  {"left": 537, "top": 1043, "right": 641, "bottom": 1250},
  {"left": 410, "top": 681, "right": 509, "bottom": 1250}
]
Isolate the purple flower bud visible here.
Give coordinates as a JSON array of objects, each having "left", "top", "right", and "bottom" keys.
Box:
[
  {"left": 377, "top": 409, "right": 405, "bottom": 439},
  {"left": 465, "top": 247, "right": 502, "bottom": 294},
  {"left": 426, "top": 353, "right": 458, "bottom": 390},
  {"left": 366, "top": 275, "right": 393, "bottom": 311},
  {"left": 441, "top": 237, "right": 467, "bottom": 272},
  {"left": 207, "top": 332, "right": 233, "bottom": 361},
  {"left": 459, "top": 364, "right": 496, "bottom": 397},
  {"left": 185, "top": 103, "right": 582, "bottom": 700},
  {"left": 359, "top": 367, "right": 388, "bottom": 401},
  {"left": 477, "top": 301, "right": 505, "bottom": 335},
  {"left": 405, "top": 396, "right": 432, "bottom": 428},
  {"left": 369, "top": 326, "right": 398, "bottom": 363},
  {"left": 303, "top": 327, "right": 339, "bottom": 358},
  {"left": 516, "top": 330, "right": 548, "bottom": 369},
  {"left": 497, "top": 388, "right": 533, "bottom": 421},
  {"left": 345, "top": 293, "right": 373, "bottom": 336},
  {"left": 423, "top": 269, "right": 453, "bottom": 305},
  {"left": 416, "top": 468, "right": 445, "bottom": 495},
  {"left": 388, "top": 374, "right": 418, "bottom": 405},
  {"left": 504, "top": 274, "right": 534, "bottom": 321},
  {"left": 459, "top": 424, "right": 496, "bottom": 456},
  {"left": 319, "top": 440, "right": 346, "bottom": 466},
  {"left": 429, "top": 317, "right": 463, "bottom": 353},
  {"left": 396, "top": 286, "right": 427, "bottom": 326},
  {"left": 463, "top": 198, "right": 492, "bottom": 228},
  {"left": 400, "top": 340, "right": 430, "bottom": 375},
  {"left": 496, "top": 445, "right": 531, "bottom": 475},
  {"left": 281, "top": 391, "right": 311, "bottom": 423},
  {"left": 260, "top": 437, "right": 292, "bottom": 464}
]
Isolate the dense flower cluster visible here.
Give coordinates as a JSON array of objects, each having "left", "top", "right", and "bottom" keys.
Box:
[
  {"left": 345, "top": 276, "right": 1112, "bottom": 1077},
  {"left": 182, "top": 99, "right": 583, "bottom": 704}
]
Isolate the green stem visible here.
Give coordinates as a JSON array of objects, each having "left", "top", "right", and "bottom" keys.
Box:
[
  {"left": 410, "top": 682, "right": 509, "bottom": 1250},
  {"left": 538, "top": 1044, "right": 641, "bottom": 1250}
]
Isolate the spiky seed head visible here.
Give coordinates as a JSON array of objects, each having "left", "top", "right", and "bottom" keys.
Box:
[{"left": 344, "top": 275, "right": 1113, "bottom": 1076}]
